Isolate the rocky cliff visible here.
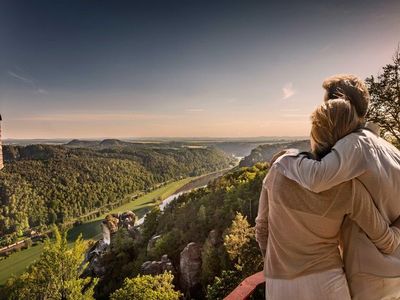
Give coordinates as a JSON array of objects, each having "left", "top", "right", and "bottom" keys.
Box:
[{"left": 239, "top": 140, "right": 310, "bottom": 167}]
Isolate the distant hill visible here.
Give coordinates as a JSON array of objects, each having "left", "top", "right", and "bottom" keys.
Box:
[
  {"left": 99, "top": 139, "right": 132, "bottom": 147},
  {"left": 64, "top": 138, "right": 308, "bottom": 157},
  {"left": 239, "top": 140, "right": 310, "bottom": 167},
  {"left": 66, "top": 139, "right": 100, "bottom": 147},
  {"left": 0, "top": 143, "right": 234, "bottom": 241},
  {"left": 207, "top": 142, "right": 266, "bottom": 157}
]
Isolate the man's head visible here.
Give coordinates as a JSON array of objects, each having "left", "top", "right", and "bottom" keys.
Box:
[
  {"left": 322, "top": 74, "right": 370, "bottom": 119},
  {"left": 311, "top": 99, "right": 361, "bottom": 159}
]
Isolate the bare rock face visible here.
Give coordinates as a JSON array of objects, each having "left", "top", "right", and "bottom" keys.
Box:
[
  {"left": 141, "top": 254, "right": 176, "bottom": 276},
  {"left": 84, "top": 211, "right": 138, "bottom": 277},
  {"left": 101, "top": 222, "right": 111, "bottom": 245},
  {"left": 179, "top": 242, "right": 202, "bottom": 294},
  {"left": 147, "top": 234, "right": 162, "bottom": 253},
  {"left": 104, "top": 214, "right": 119, "bottom": 234},
  {"left": 83, "top": 240, "right": 108, "bottom": 277},
  {"left": 120, "top": 211, "right": 136, "bottom": 230},
  {"left": 102, "top": 211, "right": 138, "bottom": 242},
  {"left": 208, "top": 229, "right": 222, "bottom": 246}
]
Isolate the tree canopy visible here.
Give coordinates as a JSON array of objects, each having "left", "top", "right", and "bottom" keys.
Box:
[
  {"left": 366, "top": 47, "right": 400, "bottom": 147},
  {"left": 110, "top": 272, "right": 181, "bottom": 300}
]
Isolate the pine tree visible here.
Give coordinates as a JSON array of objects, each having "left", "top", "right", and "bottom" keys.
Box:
[
  {"left": 366, "top": 47, "right": 400, "bottom": 147},
  {"left": 223, "top": 212, "right": 254, "bottom": 266}
]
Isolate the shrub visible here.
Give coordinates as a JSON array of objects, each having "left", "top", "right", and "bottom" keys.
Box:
[{"left": 110, "top": 272, "right": 181, "bottom": 300}]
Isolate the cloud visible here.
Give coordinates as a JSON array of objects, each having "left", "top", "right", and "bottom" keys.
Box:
[
  {"left": 7, "top": 70, "right": 48, "bottom": 94},
  {"left": 8, "top": 71, "right": 34, "bottom": 84},
  {"left": 35, "top": 88, "right": 49, "bottom": 95},
  {"left": 282, "top": 82, "right": 296, "bottom": 100},
  {"left": 185, "top": 108, "right": 204, "bottom": 112}
]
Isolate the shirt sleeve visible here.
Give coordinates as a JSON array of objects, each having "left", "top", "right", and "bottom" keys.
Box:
[
  {"left": 274, "top": 134, "right": 367, "bottom": 193},
  {"left": 348, "top": 179, "right": 400, "bottom": 254},
  {"left": 255, "top": 173, "right": 270, "bottom": 256}
]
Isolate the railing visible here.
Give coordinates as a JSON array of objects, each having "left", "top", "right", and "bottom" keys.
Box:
[{"left": 224, "top": 271, "right": 265, "bottom": 300}]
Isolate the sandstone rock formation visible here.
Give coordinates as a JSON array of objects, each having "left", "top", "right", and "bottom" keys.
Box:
[
  {"left": 239, "top": 139, "right": 310, "bottom": 167},
  {"left": 104, "top": 214, "right": 119, "bottom": 235},
  {"left": 141, "top": 254, "right": 176, "bottom": 276},
  {"left": 120, "top": 211, "right": 136, "bottom": 230},
  {"left": 207, "top": 229, "right": 221, "bottom": 246},
  {"left": 85, "top": 211, "right": 138, "bottom": 277},
  {"left": 179, "top": 242, "right": 202, "bottom": 295},
  {"left": 147, "top": 234, "right": 162, "bottom": 253}
]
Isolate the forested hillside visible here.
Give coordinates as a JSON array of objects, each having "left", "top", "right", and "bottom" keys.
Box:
[
  {"left": 239, "top": 140, "right": 310, "bottom": 167},
  {"left": 0, "top": 143, "right": 233, "bottom": 243},
  {"left": 91, "top": 163, "right": 268, "bottom": 299}
]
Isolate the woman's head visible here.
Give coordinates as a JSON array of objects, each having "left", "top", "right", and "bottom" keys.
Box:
[{"left": 311, "top": 99, "right": 361, "bottom": 159}]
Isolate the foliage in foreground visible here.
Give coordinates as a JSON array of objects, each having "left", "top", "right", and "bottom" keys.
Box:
[
  {"left": 206, "top": 212, "right": 263, "bottom": 299},
  {"left": 366, "top": 47, "right": 400, "bottom": 147},
  {"left": 2, "top": 227, "right": 97, "bottom": 300},
  {"left": 206, "top": 270, "right": 243, "bottom": 300},
  {"left": 110, "top": 272, "right": 181, "bottom": 300}
]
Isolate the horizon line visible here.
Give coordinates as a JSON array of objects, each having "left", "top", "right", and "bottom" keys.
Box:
[{"left": 4, "top": 135, "right": 309, "bottom": 141}]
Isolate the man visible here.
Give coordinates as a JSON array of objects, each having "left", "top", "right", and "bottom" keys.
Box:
[{"left": 274, "top": 74, "right": 400, "bottom": 299}]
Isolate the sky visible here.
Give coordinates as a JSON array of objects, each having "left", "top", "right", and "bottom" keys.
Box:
[{"left": 0, "top": 0, "right": 399, "bottom": 139}]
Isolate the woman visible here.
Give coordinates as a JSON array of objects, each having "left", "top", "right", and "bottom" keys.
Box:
[{"left": 255, "top": 99, "right": 400, "bottom": 300}]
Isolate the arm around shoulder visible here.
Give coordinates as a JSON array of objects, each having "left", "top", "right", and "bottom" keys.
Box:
[{"left": 275, "top": 136, "right": 366, "bottom": 193}]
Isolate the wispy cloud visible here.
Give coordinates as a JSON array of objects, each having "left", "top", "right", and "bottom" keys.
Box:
[
  {"left": 35, "top": 88, "right": 49, "bottom": 95},
  {"left": 282, "top": 82, "right": 296, "bottom": 100},
  {"left": 185, "top": 108, "right": 205, "bottom": 112},
  {"left": 8, "top": 71, "right": 33, "bottom": 84},
  {"left": 7, "top": 70, "right": 48, "bottom": 94}
]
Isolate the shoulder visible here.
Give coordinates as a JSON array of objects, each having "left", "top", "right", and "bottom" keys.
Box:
[
  {"left": 263, "top": 164, "right": 287, "bottom": 187},
  {"left": 332, "top": 129, "right": 376, "bottom": 154},
  {"left": 333, "top": 131, "right": 363, "bottom": 148},
  {"left": 339, "top": 129, "right": 398, "bottom": 156}
]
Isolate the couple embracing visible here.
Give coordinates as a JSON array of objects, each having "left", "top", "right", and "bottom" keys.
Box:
[{"left": 255, "top": 74, "right": 400, "bottom": 300}]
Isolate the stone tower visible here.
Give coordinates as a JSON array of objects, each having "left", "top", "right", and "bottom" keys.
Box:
[{"left": 0, "top": 114, "right": 3, "bottom": 170}]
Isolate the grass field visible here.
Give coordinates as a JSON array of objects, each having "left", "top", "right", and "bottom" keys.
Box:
[{"left": 0, "top": 177, "right": 193, "bottom": 285}]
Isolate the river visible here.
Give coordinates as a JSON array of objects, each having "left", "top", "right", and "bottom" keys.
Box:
[{"left": 135, "top": 167, "right": 232, "bottom": 226}]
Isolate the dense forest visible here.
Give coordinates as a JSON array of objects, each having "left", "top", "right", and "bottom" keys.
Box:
[{"left": 0, "top": 143, "right": 233, "bottom": 243}]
